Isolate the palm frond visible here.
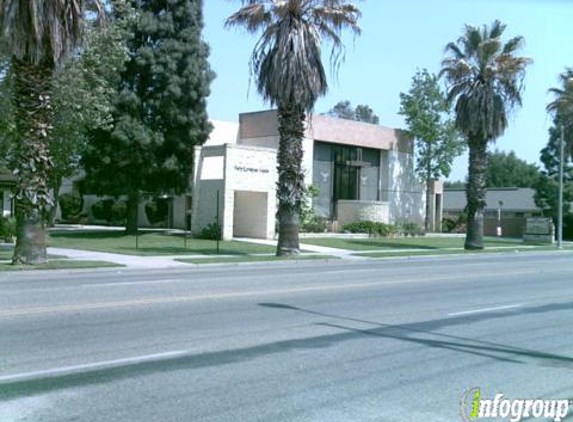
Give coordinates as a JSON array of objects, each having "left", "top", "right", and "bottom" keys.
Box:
[
  {"left": 547, "top": 69, "right": 573, "bottom": 122},
  {"left": 0, "top": 0, "right": 103, "bottom": 65},
  {"left": 226, "top": 0, "right": 361, "bottom": 111},
  {"left": 225, "top": 3, "right": 272, "bottom": 32},
  {"left": 440, "top": 20, "right": 531, "bottom": 140}
]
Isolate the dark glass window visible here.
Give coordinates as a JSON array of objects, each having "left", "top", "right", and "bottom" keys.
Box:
[
  {"left": 312, "top": 143, "right": 334, "bottom": 218},
  {"left": 313, "top": 141, "right": 381, "bottom": 218}
]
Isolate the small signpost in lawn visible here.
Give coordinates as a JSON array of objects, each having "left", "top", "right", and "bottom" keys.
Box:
[
  {"left": 216, "top": 190, "right": 221, "bottom": 254},
  {"left": 135, "top": 204, "right": 139, "bottom": 250},
  {"left": 523, "top": 217, "right": 555, "bottom": 244}
]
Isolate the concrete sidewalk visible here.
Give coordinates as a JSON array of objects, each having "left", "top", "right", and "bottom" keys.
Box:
[
  {"left": 46, "top": 247, "right": 317, "bottom": 269},
  {"left": 233, "top": 237, "right": 368, "bottom": 260},
  {"left": 47, "top": 248, "right": 193, "bottom": 269}
]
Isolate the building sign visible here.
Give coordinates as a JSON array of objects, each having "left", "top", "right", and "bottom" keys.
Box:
[
  {"left": 234, "top": 165, "right": 270, "bottom": 175},
  {"left": 525, "top": 218, "right": 552, "bottom": 235},
  {"left": 524, "top": 217, "right": 554, "bottom": 244}
]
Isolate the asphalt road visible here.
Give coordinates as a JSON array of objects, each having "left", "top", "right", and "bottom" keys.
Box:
[{"left": 1, "top": 251, "right": 572, "bottom": 422}]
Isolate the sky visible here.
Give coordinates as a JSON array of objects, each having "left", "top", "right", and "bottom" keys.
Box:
[{"left": 202, "top": 0, "right": 573, "bottom": 181}]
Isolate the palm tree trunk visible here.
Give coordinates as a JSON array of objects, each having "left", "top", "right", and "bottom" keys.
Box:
[
  {"left": 11, "top": 58, "right": 54, "bottom": 265},
  {"left": 276, "top": 103, "right": 306, "bottom": 256},
  {"left": 465, "top": 136, "right": 488, "bottom": 249}
]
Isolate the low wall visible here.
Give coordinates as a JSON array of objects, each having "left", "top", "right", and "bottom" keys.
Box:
[{"left": 338, "top": 200, "right": 389, "bottom": 228}]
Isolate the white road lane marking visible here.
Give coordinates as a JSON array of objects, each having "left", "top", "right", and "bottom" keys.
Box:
[
  {"left": 0, "top": 267, "right": 563, "bottom": 319},
  {"left": 82, "top": 279, "right": 185, "bottom": 287},
  {"left": 448, "top": 304, "right": 523, "bottom": 317},
  {"left": 0, "top": 350, "right": 189, "bottom": 384}
]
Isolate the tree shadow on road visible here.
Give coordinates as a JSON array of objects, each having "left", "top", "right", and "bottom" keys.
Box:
[
  {"left": 259, "top": 302, "right": 573, "bottom": 369},
  {"left": 2, "top": 300, "right": 573, "bottom": 400}
]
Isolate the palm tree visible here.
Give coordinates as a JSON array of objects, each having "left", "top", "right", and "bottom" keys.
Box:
[
  {"left": 226, "top": 0, "right": 361, "bottom": 255},
  {"left": 0, "top": 1, "right": 100, "bottom": 264},
  {"left": 440, "top": 20, "right": 531, "bottom": 249},
  {"left": 548, "top": 69, "right": 573, "bottom": 123}
]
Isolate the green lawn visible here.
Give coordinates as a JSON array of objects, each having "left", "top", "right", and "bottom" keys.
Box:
[
  {"left": 0, "top": 260, "right": 123, "bottom": 271},
  {"left": 302, "top": 236, "right": 525, "bottom": 251},
  {"left": 47, "top": 230, "right": 276, "bottom": 256},
  {"left": 177, "top": 254, "right": 337, "bottom": 265}
]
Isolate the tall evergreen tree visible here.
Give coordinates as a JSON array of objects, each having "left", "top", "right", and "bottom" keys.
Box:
[{"left": 82, "top": 0, "right": 215, "bottom": 234}]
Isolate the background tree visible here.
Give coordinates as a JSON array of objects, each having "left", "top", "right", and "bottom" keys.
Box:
[
  {"left": 0, "top": 0, "right": 103, "bottom": 265},
  {"left": 0, "top": 3, "right": 131, "bottom": 227},
  {"left": 440, "top": 20, "right": 532, "bottom": 249},
  {"left": 444, "top": 180, "right": 465, "bottom": 189},
  {"left": 486, "top": 150, "right": 541, "bottom": 188},
  {"left": 227, "top": 0, "right": 361, "bottom": 255},
  {"left": 327, "top": 100, "right": 380, "bottom": 124},
  {"left": 399, "top": 69, "right": 464, "bottom": 231},
  {"left": 547, "top": 69, "right": 573, "bottom": 124},
  {"left": 49, "top": 7, "right": 132, "bottom": 226},
  {"left": 0, "top": 56, "right": 15, "bottom": 168},
  {"left": 82, "top": 0, "right": 215, "bottom": 234},
  {"left": 535, "top": 70, "right": 573, "bottom": 239}
]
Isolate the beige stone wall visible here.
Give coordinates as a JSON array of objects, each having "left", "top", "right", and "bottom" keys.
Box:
[
  {"left": 240, "top": 136, "right": 314, "bottom": 188},
  {"left": 192, "top": 144, "right": 277, "bottom": 240},
  {"left": 387, "top": 150, "right": 426, "bottom": 226},
  {"left": 338, "top": 200, "right": 390, "bottom": 228},
  {"left": 223, "top": 145, "right": 277, "bottom": 240},
  {"left": 191, "top": 145, "right": 227, "bottom": 236}
]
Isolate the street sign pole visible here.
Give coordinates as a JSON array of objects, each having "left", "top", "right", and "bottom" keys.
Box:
[
  {"left": 558, "top": 125, "right": 565, "bottom": 249},
  {"left": 216, "top": 190, "right": 220, "bottom": 254}
]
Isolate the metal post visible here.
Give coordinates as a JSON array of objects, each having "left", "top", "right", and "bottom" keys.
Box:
[
  {"left": 184, "top": 209, "right": 187, "bottom": 249},
  {"left": 216, "top": 190, "right": 220, "bottom": 254},
  {"left": 558, "top": 125, "right": 565, "bottom": 249},
  {"left": 497, "top": 200, "right": 504, "bottom": 237},
  {"left": 135, "top": 199, "right": 139, "bottom": 250}
]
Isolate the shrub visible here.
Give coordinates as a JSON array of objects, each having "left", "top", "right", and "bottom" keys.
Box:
[
  {"left": 442, "top": 212, "right": 467, "bottom": 234},
  {"left": 59, "top": 192, "right": 83, "bottom": 221},
  {"left": 300, "top": 185, "right": 320, "bottom": 224},
  {"left": 396, "top": 221, "right": 424, "bottom": 237},
  {"left": 111, "top": 201, "right": 127, "bottom": 225},
  {"left": 442, "top": 217, "right": 458, "bottom": 233},
  {"left": 0, "top": 216, "right": 16, "bottom": 242},
  {"left": 145, "top": 198, "right": 169, "bottom": 226},
  {"left": 302, "top": 216, "right": 328, "bottom": 233},
  {"left": 343, "top": 221, "right": 397, "bottom": 237},
  {"left": 199, "top": 222, "right": 222, "bottom": 240},
  {"left": 91, "top": 199, "right": 114, "bottom": 222}
]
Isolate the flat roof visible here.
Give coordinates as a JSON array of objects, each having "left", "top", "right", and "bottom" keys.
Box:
[
  {"left": 443, "top": 187, "right": 541, "bottom": 212},
  {"left": 238, "top": 110, "right": 413, "bottom": 153}
]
